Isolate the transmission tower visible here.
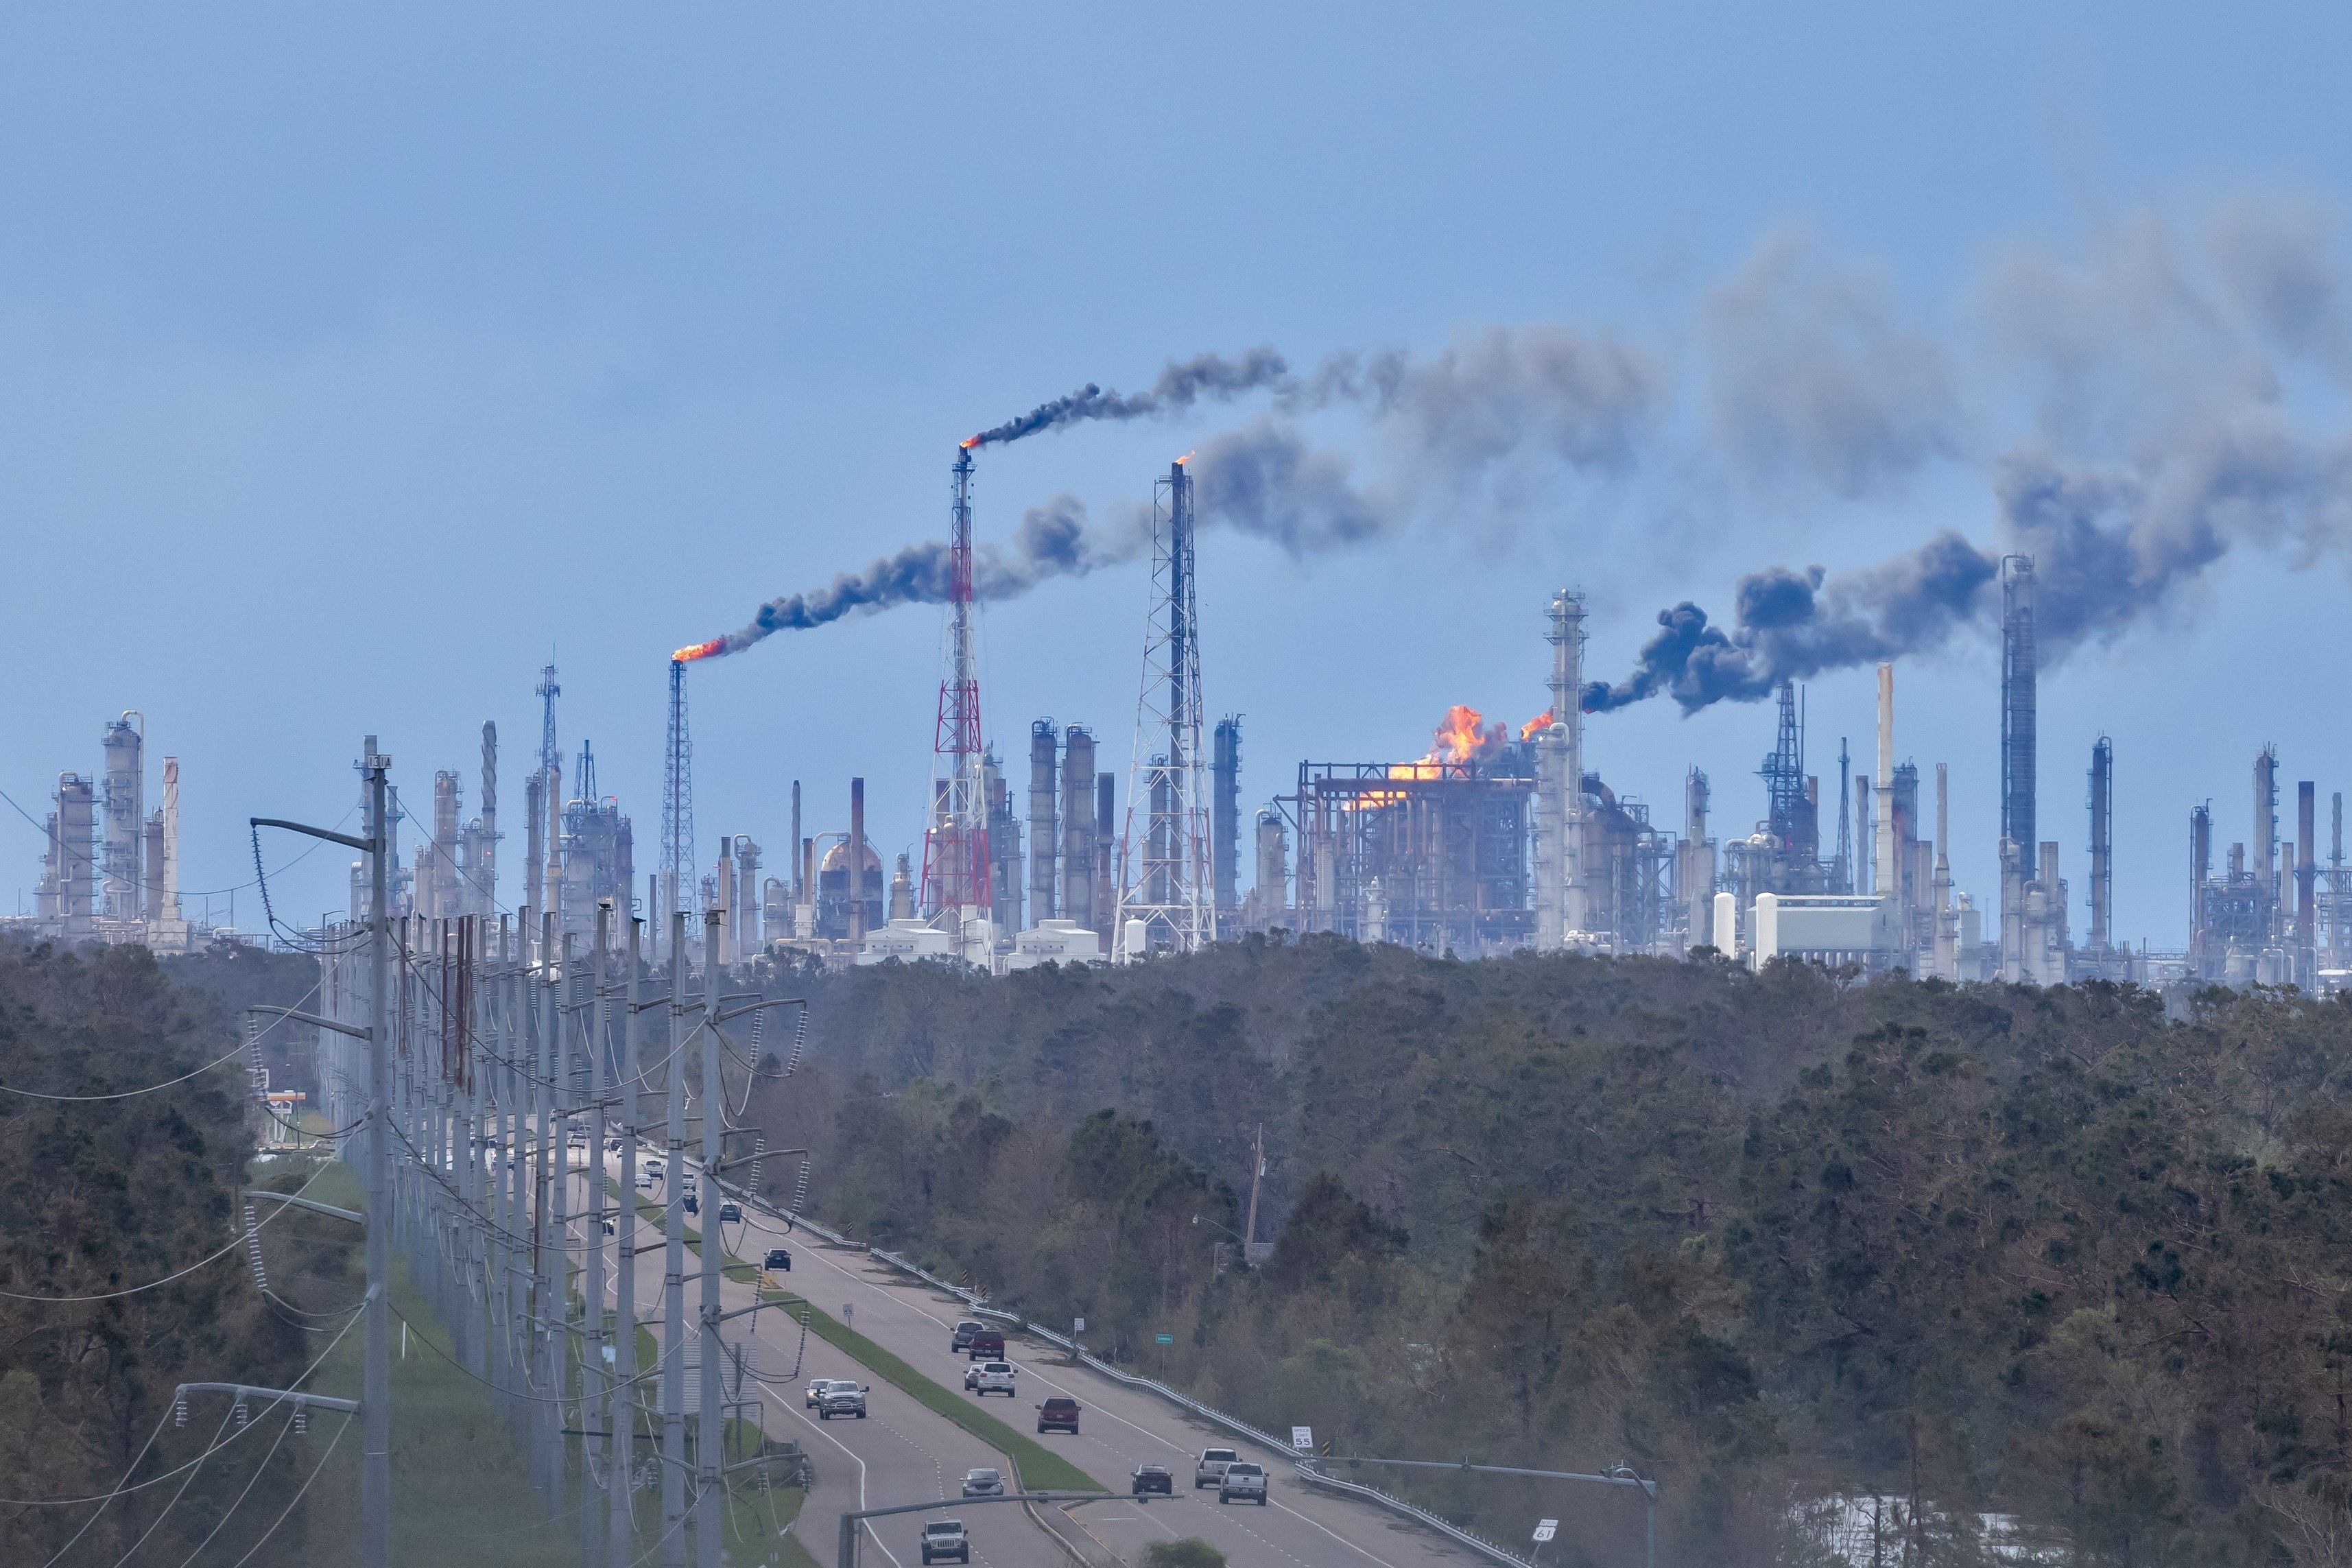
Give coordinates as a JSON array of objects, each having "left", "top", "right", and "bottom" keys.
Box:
[
  {"left": 918, "top": 445, "right": 990, "bottom": 948},
  {"left": 661, "top": 657, "right": 696, "bottom": 936},
  {"left": 1115, "top": 457, "right": 1213, "bottom": 955}
]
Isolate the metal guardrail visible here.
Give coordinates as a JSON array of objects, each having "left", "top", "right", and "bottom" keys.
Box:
[
  {"left": 863, "top": 1251, "right": 1534, "bottom": 1567},
  {"left": 710, "top": 1175, "right": 1538, "bottom": 1567}
]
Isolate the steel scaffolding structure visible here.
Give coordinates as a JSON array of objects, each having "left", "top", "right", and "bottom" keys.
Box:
[{"left": 1115, "top": 458, "right": 1214, "bottom": 955}]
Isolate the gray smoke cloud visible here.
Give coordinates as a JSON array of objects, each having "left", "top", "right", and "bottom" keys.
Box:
[
  {"left": 1587, "top": 200, "right": 2352, "bottom": 713},
  {"left": 689, "top": 326, "right": 1667, "bottom": 658},
  {"left": 966, "top": 348, "right": 1292, "bottom": 447},
  {"left": 1698, "top": 228, "right": 1966, "bottom": 497}
]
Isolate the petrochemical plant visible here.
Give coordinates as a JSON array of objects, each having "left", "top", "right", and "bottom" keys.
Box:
[{"left": 12, "top": 451, "right": 2342, "bottom": 996}]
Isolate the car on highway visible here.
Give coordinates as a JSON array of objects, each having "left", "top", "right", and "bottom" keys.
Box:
[
  {"left": 817, "top": 1382, "right": 869, "bottom": 1420},
  {"left": 963, "top": 1361, "right": 1016, "bottom": 1397},
  {"left": 918, "top": 1520, "right": 970, "bottom": 1565},
  {"left": 1217, "top": 1462, "right": 1268, "bottom": 1506},
  {"left": 966, "top": 1329, "right": 1005, "bottom": 1361},
  {"left": 959, "top": 1467, "right": 1004, "bottom": 1499},
  {"left": 683, "top": 1192, "right": 699, "bottom": 1216},
  {"left": 1131, "top": 1464, "right": 1173, "bottom": 1496},
  {"left": 763, "top": 1248, "right": 792, "bottom": 1272},
  {"left": 1035, "top": 1396, "right": 1080, "bottom": 1435},
  {"left": 805, "top": 1377, "right": 855, "bottom": 1410},
  {"left": 718, "top": 1200, "right": 741, "bottom": 1222},
  {"left": 1193, "top": 1448, "right": 1240, "bottom": 1488},
  {"left": 634, "top": 1169, "right": 656, "bottom": 1192},
  {"left": 949, "top": 1320, "right": 986, "bottom": 1353}
]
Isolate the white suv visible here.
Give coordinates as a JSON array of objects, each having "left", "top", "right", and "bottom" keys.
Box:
[
  {"left": 920, "top": 1520, "right": 970, "bottom": 1565},
  {"left": 963, "top": 1361, "right": 1017, "bottom": 1397},
  {"left": 1193, "top": 1447, "right": 1239, "bottom": 1488}
]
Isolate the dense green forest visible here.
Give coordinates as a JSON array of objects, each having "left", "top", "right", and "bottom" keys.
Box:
[
  {"left": 0, "top": 940, "right": 346, "bottom": 1562},
  {"left": 739, "top": 936, "right": 2352, "bottom": 1565}
]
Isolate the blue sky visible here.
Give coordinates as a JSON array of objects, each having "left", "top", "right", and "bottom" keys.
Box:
[{"left": 3, "top": 4, "right": 2349, "bottom": 947}]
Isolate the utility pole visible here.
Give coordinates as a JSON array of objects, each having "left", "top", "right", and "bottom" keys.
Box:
[
  {"left": 583, "top": 905, "right": 610, "bottom": 1568},
  {"left": 610, "top": 915, "right": 641, "bottom": 1568},
  {"left": 661, "top": 911, "right": 688, "bottom": 1568},
  {"left": 698, "top": 907, "right": 724, "bottom": 1568},
  {"left": 251, "top": 750, "right": 392, "bottom": 1568},
  {"left": 1243, "top": 1124, "right": 1265, "bottom": 1252}
]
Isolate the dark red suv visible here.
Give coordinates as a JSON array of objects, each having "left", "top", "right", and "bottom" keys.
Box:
[
  {"left": 967, "top": 1329, "right": 1006, "bottom": 1361},
  {"left": 1036, "top": 1397, "right": 1080, "bottom": 1435}
]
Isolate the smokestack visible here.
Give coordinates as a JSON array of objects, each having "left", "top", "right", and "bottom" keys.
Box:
[
  {"left": 1029, "top": 721, "right": 1059, "bottom": 925},
  {"left": 1213, "top": 717, "right": 1242, "bottom": 916},
  {"left": 1933, "top": 761, "right": 1953, "bottom": 980},
  {"left": 1874, "top": 663, "right": 1895, "bottom": 902},
  {"left": 102, "top": 714, "right": 143, "bottom": 922},
  {"left": 849, "top": 779, "right": 867, "bottom": 943},
  {"left": 1061, "top": 726, "right": 1096, "bottom": 930},
  {"left": 479, "top": 722, "right": 497, "bottom": 918},
  {"left": 524, "top": 770, "right": 545, "bottom": 934},
  {"left": 161, "top": 757, "right": 181, "bottom": 940},
  {"left": 1559, "top": 593, "right": 1587, "bottom": 936},
  {"left": 1682, "top": 768, "right": 1712, "bottom": 952},
  {"left": 544, "top": 755, "right": 563, "bottom": 945},
  {"left": 712, "top": 839, "right": 733, "bottom": 966},
  {"left": 143, "top": 811, "right": 163, "bottom": 924},
  {"left": 1536, "top": 591, "right": 1575, "bottom": 947},
  {"left": 737, "top": 835, "right": 761, "bottom": 955},
  {"left": 1855, "top": 776, "right": 1873, "bottom": 896},
  {"left": 2089, "top": 739, "right": 2113, "bottom": 958},
  {"left": 790, "top": 781, "right": 803, "bottom": 903},
  {"left": 2300, "top": 780, "right": 2318, "bottom": 982},
  {"left": 2255, "top": 746, "right": 2279, "bottom": 923},
  {"left": 2336, "top": 792, "right": 2346, "bottom": 971},
  {"left": 2191, "top": 804, "right": 2212, "bottom": 978},
  {"left": 1253, "top": 809, "right": 1287, "bottom": 929},
  {"left": 1095, "top": 772, "right": 1116, "bottom": 945},
  {"left": 2000, "top": 555, "right": 2038, "bottom": 856}
]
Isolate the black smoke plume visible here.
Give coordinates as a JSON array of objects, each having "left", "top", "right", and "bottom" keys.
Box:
[{"left": 966, "top": 348, "right": 1293, "bottom": 447}]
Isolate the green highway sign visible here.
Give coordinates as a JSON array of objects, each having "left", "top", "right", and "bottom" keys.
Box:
[{"left": 1154, "top": 1333, "right": 1174, "bottom": 1344}]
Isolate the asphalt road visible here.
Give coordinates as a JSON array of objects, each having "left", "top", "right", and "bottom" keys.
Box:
[
  {"left": 563, "top": 1154, "right": 1069, "bottom": 1568},
  {"left": 713, "top": 1187, "right": 1482, "bottom": 1568}
]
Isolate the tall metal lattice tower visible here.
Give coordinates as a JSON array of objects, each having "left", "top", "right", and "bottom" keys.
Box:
[
  {"left": 661, "top": 657, "right": 696, "bottom": 927},
  {"left": 919, "top": 446, "right": 990, "bottom": 936},
  {"left": 1116, "top": 457, "right": 1214, "bottom": 955},
  {"left": 2000, "top": 555, "right": 2037, "bottom": 857}
]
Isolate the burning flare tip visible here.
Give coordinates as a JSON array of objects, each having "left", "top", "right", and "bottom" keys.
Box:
[{"left": 672, "top": 638, "right": 726, "bottom": 664}]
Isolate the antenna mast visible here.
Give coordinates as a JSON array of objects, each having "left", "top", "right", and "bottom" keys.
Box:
[{"left": 1115, "top": 457, "right": 1214, "bottom": 955}]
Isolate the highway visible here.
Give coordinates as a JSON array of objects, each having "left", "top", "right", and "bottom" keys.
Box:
[
  {"left": 711, "top": 1183, "right": 1482, "bottom": 1568},
  {"left": 567, "top": 1156, "right": 1073, "bottom": 1568}
]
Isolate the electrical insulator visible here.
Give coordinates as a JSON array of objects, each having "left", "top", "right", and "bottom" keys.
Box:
[{"left": 173, "top": 1393, "right": 187, "bottom": 1429}]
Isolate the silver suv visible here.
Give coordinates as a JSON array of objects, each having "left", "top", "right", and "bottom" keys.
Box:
[
  {"left": 919, "top": 1519, "right": 970, "bottom": 1565},
  {"left": 960, "top": 1467, "right": 1004, "bottom": 1498},
  {"left": 1218, "top": 1461, "right": 1268, "bottom": 1506},
  {"left": 1193, "top": 1447, "right": 1239, "bottom": 1488},
  {"left": 817, "top": 1382, "right": 869, "bottom": 1420}
]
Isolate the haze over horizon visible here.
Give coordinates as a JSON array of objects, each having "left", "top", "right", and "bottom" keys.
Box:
[{"left": 5, "top": 4, "right": 2350, "bottom": 948}]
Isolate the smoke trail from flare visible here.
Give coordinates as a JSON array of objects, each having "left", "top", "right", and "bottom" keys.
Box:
[{"left": 964, "top": 348, "right": 1294, "bottom": 448}]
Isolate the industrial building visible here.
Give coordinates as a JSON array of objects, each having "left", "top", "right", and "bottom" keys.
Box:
[{"left": 23, "top": 711, "right": 198, "bottom": 951}]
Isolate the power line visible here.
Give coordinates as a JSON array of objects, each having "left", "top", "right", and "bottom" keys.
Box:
[
  {"left": 156, "top": 1403, "right": 295, "bottom": 1568},
  {"left": 0, "top": 1156, "right": 332, "bottom": 1303},
  {"left": 218, "top": 1415, "right": 350, "bottom": 1568},
  {"left": 0, "top": 973, "right": 326, "bottom": 1102}
]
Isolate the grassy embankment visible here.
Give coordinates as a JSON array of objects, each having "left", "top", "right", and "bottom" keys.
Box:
[{"left": 295, "top": 1161, "right": 819, "bottom": 1568}]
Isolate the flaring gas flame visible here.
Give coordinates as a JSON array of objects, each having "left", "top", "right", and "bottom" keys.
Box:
[
  {"left": 1520, "top": 710, "right": 1554, "bottom": 741},
  {"left": 959, "top": 435, "right": 981, "bottom": 451},
  {"left": 672, "top": 639, "right": 726, "bottom": 664},
  {"left": 1427, "top": 704, "right": 1509, "bottom": 766}
]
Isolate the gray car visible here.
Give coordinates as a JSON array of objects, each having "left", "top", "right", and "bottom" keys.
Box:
[
  {"left": 817, "top": 1383, "right": 869, "bottom": 1420},
  {"left": 1217, "top": 1461, "right": 1268, "bottom": 1506},
  {"left": 960, "top": 1467, "right": 1004, "bottom": 1499}
]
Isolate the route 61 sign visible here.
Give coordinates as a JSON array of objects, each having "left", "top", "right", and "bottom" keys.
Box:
[{"left": 1533, "top": 1521, "right": 1558, "bottom": 1543}]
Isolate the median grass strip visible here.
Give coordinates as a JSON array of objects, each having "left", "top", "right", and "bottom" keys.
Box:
[
  {"left": 768, "top": 1287, "right": 1104, "bottom": 1493},
  {"left": 606, "top": 1177, "right": 1098, "bottom": 1489}
]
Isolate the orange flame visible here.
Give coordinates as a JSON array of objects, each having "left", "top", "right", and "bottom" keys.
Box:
[
  {"left": 1426, "top": 704, "right": 1508, "bottom": 766},
  {"left": 1520, "top": 710, "right": 1554, "bottom": 741},
  {"left": 1175, "top": 450, "right": 1194, "bottom": 466},
  {"left": 959, "top": 435, "right": 981, "bottom": 450},
  {"left": 672, "top": 639, "right": 726, "bottom": 663}
]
